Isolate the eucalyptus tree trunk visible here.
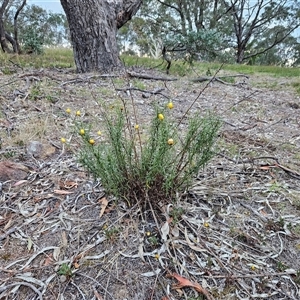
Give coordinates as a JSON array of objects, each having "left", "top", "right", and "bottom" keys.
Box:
[
  {"left": 0, "top": 0, "right": 11, "bottom": 53},
  {"left": 60, "top": 0, "right": 142, "bottom": 73}
]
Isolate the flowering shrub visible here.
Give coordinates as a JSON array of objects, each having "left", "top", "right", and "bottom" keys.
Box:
[{"left": 66, "top": 94, "right": 221, "bottom": 209}]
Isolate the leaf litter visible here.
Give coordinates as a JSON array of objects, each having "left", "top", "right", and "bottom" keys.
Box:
[{"left": 0, "top": 67, "right": 300, "bottom": 299}]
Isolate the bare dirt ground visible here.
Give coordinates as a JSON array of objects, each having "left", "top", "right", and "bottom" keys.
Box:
[{"left": 0, "top": 66, "right": 300, "bottom": 300}]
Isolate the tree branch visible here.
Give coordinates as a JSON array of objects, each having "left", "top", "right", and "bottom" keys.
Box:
[{"left": 116, "top": 0, "right": 143, "bottom": 29}]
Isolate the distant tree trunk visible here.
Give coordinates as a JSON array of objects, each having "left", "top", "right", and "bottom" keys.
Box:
[
  {"left": 236, "top": 45, "right": 245, "bottom": 63},
  {"left": 60, "top": 0, "right": 142, "bottom": 73},
  {"left": 14, "top": 0, "right": 27, "bottom": 54},
  {"left": 0, "top": 0, "right": 11, "bottom": 53},
  {"left": 0, "top": 0, "right": 27, "bottom": 53}
]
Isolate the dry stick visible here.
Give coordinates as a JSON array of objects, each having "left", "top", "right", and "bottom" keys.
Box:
[
  {"left": 183, "top": 219, "right": 231, "bottom": 274},
  {"left": 218, "top": 154, "right": 300, "bottom": 178},
  {"left": 129, "top": 88, "right": 143, "bottom": 155},
  {"left": 124, "top": 71, "right": 143, "bottom": 154},
  {"left": 70, "top": 282, "right": 86, "bottom": 300},
  {"left": 171, "top": 65, "right": 224, "bottom": 176},
  {"left": 224, "top": 90, "right": 260, "bottom": 112},
  {"left": 146, "top": 255, "right": 171, "bottom": 299},
  {"left": 79, "top": 201, "right": 141, "bottom": 251},
  {"left": 217, "top": 153, "right": 280, "bottom": 165},
  {"left": 0, "top": 282, "right": 43, "bottom": 300},
  {"left": 104, "top": 259, "right": 114, "bottom": 300},
  {"left": 146, "top": 193, "right": 161, "bottom": 232},
  {"left": 77, "top": 272, "right": 115, "bottom": 300},
  {"left": 115, "top": 87, "right": 168, "bottom": 98},
  {"left": 0, "top": 78, "right": 20, "bottom": 88},
  {"left": 149, "top": 272, "right": 159, "bottom": 300},
  {"left": 178, "top": 63, "right": 224, "bottom": 127},
  {"left": 112, "top": 78, "right": 141, "bottom": 162},
  {"left": 127, "top": 70, "right": 176, "bottom": 81}
]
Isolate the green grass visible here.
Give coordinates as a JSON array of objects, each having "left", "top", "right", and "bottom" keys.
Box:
[
  {"left": 122, "top": 55, "right": 300, "bottom": 77},
  {"left": 1, "top": 47, "right": 299, "bottom": 78},
  {"left": 0, "top": 47, "right": 74, "bottom": 69},
  {"left": 214, "top": 63, "right": 300, "bottom": 77},
  {"left": 291, "top": 82, "right": 300, "bottom": 95}
]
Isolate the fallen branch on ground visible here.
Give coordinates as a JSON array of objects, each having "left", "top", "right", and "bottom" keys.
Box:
[{"left": 191, "top": 74, "right": 249, "bottom": 85}]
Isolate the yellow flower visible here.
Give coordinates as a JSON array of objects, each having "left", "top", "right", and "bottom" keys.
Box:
[
  {"left": 250, "top": 265, "right": 256, "bottom": 271},
  {"left": 204, "top": 222, "right": 209, "bottom": 228},
  {"left": 167, "top": 102, "right": 174, "bottom": 109},
  {"left": 75, "top": 110, "right": 81, "bottom": 116},
  {"left": 89, "top": 139, "right": 95, "bottom": 145},
  {"left": 134, "top": 124, "right": 139, "bottom": 130},
  {"left": 66, "top": 108, "right": 71, "bottom": 114},
  {"left": 167, "top": 138, "right": 174, "bottom": 145},
  {"left": 154, "top": 253, "right": 160, "bottom": 259},
  {"left": 60, "top": 138, "right": 66, "bottom": 143},
  {"left": 158, "top": 113, "right": 164, "bottom": 120},
  {"left": 79, "top": 129, "right": 85, "bottom": 135},
  {"left": 97, "top": 130, "right": 102, "bottom": 136},
  {"left": 146, "top": 231, "right": 151, "bottom": 236}
]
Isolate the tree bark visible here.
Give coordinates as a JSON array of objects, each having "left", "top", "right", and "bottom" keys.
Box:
[
  {"left": 0, "top": 0, "right": 11, "bottom": 53},
  {"left": 60, "top": 0, "right": 142, "bottom": 73},
  {"left": 14, "top": 0, "right": 27, "bottom": 54}
]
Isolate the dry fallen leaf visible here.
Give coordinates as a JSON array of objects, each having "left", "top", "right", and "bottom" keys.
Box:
[
  {"left": 259, "top": 165, "right": 277, "bottom": 170},
  {"left": 161, "top": 221, "right": 169, "bottom": 242},
  {"left": 54, "top": 189, "right": 74, "bottom": 195},
  {"left": 59, "top": 180, "right": 78, "bottom": 189},
  {"left": 44, "top": 254, "right": 54, "bottom": 266},
  {"left": 93, "top": 289, "right": 104, "bottom": 300},
  {"left": 170, "top": 273, "right": 214, "bottom": 300},
  {"left": 4, "top": 217, "right": 13, "bottom": 230},
  {"left": 99, "top": 197, "right": 108, "bottom": 218},
  {"left": 14, "top": 180, "right": 28, "bottom": 186},
  {"left": 73, "top": 261, "right": 80, "bottom": 269}
]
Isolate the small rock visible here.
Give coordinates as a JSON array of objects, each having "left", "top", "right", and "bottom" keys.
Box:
[
  {"left": 27, "top": 141, "right": 43, "bottom": 157},
  {"left": 0, "top": 160, "right": 28, "bottom": 182},
  {"left": 59, "top": 275, "right": 67, "bottom": 283},
  {"left": 27, "top": 141, "right": 56, "bottom": 158}
]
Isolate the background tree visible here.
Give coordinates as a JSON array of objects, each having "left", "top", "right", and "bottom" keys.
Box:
[
  {"left": 121, "top": 0, "right": 232, "bottom": 63},
  {"left": 60, "top": 0, "right": 142, "bottom": 73},
  {"left": 18, "top": 4, "right": 67, "bottom": 53},
  {"left": 120, "top": 0, "right": 300, "bottom": 66},
  {"left": 0, "top": 0, "right": 26, "bottom": 53},
  {"left": 224, "top": 0, "right": 300, "bottom": 63},
  {"left": 1, "top": 1, "right": 68, "bottom": 54}
]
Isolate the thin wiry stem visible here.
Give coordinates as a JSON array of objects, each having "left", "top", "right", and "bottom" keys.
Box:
[{"left": 177, "top": 63, "right": 223, "bottom": 127}]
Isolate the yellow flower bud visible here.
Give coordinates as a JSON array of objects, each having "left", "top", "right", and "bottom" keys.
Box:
[
  {"left": 134, "top": 124, "right": 139, "bottom": 130},
  {"left": 89, "top": 139, "right": 95, "bottom": 145},
  {"left": 97, "top": 130, "right": 102, "bottom": 136},
  {"left": 61, "top": 138, "right": 66, "bottom": 143},
  {"left": 167, "top": 138, "right": 174, "bottom": 145},
  {"left": 66, "top": 108, "right": 71, "bottom": 114},
  {"left": 146, "top": 231, "right": 151, "bottom": 236},
  {"left": 79, "top": 129, "right": 85, "bottom": 135},
  {"left": 158, "top": 113, "right": 164, "bottom": 120},
  {"left": 75, "top": 110, "right": 81, "bottom": 116},
  {"left": 204, "top": 222, "right": 209, "bottom": 227},
  {"left": 167, "top": 102, "right": 174, "bottom": 109}
]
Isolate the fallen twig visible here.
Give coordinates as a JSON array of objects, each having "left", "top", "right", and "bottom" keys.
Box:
[
  {"left": 127, "top": 70, "right": 177, "bottom": 81},
  {"left": 0, "top": 281, "right": 43, "bottom": 300}
]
